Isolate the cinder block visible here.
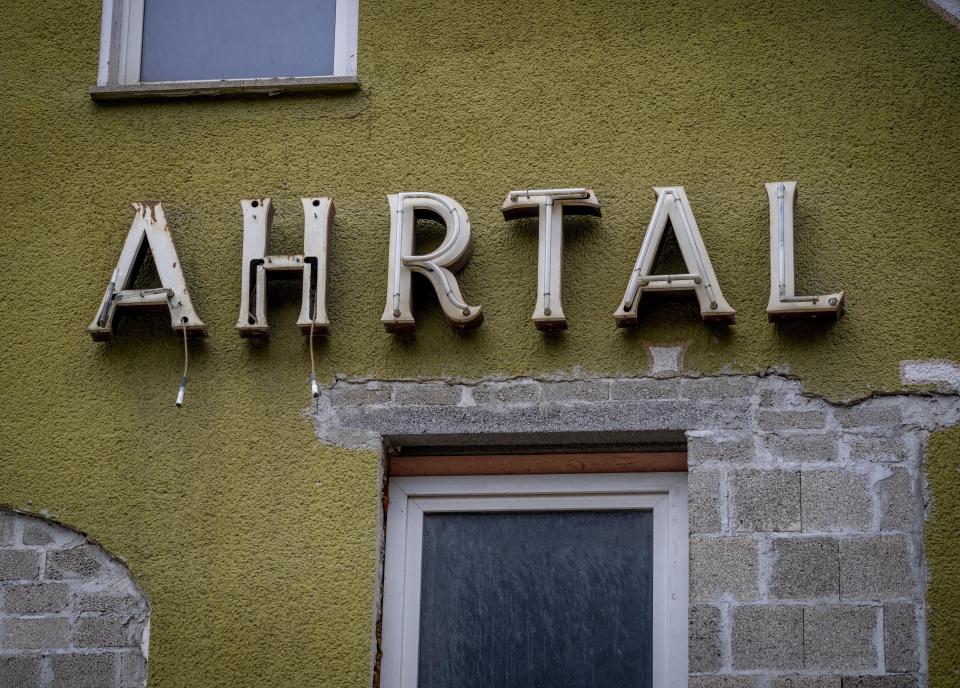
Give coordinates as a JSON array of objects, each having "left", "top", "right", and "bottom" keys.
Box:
[
  {"left": 3, "top": 582, "right": 70, "bottom": 613},
  {"left": 22, "top": 523, "right": 55, "bottom": 546},
  {"left": 757, "top": 409, "right": 826, "bottom": 431},
  {"left": 46, "top": 544, "right": 102, "bottom": 579},
  {"left": 803, "top": 605, "right": 877, "bottom": 671},
  {"left": 0, "top": 549, "right": 40, "bottom": 580},
  {"left": 541, "top": 380, "right": 610, "bottom": 402},
  {"left": 77, "top": 593, "right": 141, "bottom": 614},
  {"left": 769, "top": 537, "right": 839, "bottom": 600},
  {"left": 847, "top": 436, "right": 910, "bottom": 463},
  {"left": 773, "top": 678, "right": 840, "bottom": 688},
  {"left": 0, "top": 511, "right": 14, "bottom": 546},
  {"left": 689, "top": 678, "right": 759, "bottom": 688},
  {"left": 473, "top": 381, "right": 540, "bottom": 404},
  {"left": 840, "top": 536, "right": 915, "bottom": 600},
  {"left": 764, "top": 433, "right": 839, "bottom": 463},
  {"left": 878, "top": 470, "right": 914, "bottom": 532},
  {"left": 75, "top": 616, "right": 132, "bottom": 647},
  {"left": 0, "top": 656, "right": 42, "bottom": 688},
  {"left": 840, "top": 678, "right": 917, "bottom": 688},
  {"left": 689, "top": 605, "right": 722, "bottom": 672},
  {"left": 51, "top": 653, "right": 118, "bottom": 688},
  {"left": 328, "top": 382, "right": 392, "bottom": 406},
  {"left": 690, "top": 537, "right": 759, "bottom": 601},
  {"left": 732, "top": 605, "right": 803, "bottom": 670},
  {"left": 682, "top": 377, "right": 757, "bottom": 399},
  {"left": 801, "top": 470, "right": 871, "bottom": 531},
  {"left": 611, "top": 378, "right": 680, "bottom": 400},
  {"left": 2, "top": 616, "right": 70, "bottom": 649},
  {"left": 688, "top": 433, "right": 754, "bottom": 464},
  {"left": 119, "top": 650, "right": 148, "bottom": 688},
  {"left": 731, "top": 470, "right": 801, "bottom": 532},
  {"left": 883, "top": 604, "right": 918, "bottom": 672},
  {"left": 836, "top": 406, "right": 902, "bottom": 428},
  {"left": 394, "top": 383, "right": 460, "bottom": 406},
  {"left": 688, "top": 468, "right": 721, "bottom": 534}
]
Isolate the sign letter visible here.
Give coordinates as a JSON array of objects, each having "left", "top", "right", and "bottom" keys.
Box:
[
  {"left": 87, "top": 202, "right": 206, "bottom": 341},
  {"left": 501, "top": 188, "right": 601, "bottom": 330},
  {"left": 615, "top": 186, "right": 734, "bottom": 325},
  {"left": 381, "top": 192, "right": 482, "bottom": 332},
  {"left": 765, "top": 182, "right": 844, "bottom": 320},
  {"left": 236, "top": 197, "right": 333, "bottom": 337}
]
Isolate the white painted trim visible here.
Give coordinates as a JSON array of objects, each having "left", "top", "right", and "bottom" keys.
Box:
[
  {"left": 381, "top": 473, "right": 689, "bottom": 688},
  {"left": 97, "top": 0, "right": 359, "bottom": 89},
  {"left": 333, "top": 0, "right": 360, "bottom": 76}
]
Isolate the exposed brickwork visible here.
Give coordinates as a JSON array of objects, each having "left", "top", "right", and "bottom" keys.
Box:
[
  {"left": 314, "top": 373, "right": 960, "bottom": 686},
  {"left": 0, "top": 511, "right": 149, "bottom": 688}
]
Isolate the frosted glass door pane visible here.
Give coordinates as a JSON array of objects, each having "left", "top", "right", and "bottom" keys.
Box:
[
  {"left": 140, "top": 0, "right": 337, "bottom": 82},
  {"left": 418, "top": 510, "right": 654, "bottom": 688}
]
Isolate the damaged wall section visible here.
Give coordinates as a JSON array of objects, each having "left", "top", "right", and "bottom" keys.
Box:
[{"left": 310, "top": 373, "right": 960, "bottom": 688}]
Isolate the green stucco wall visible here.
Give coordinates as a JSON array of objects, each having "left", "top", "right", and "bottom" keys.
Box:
[{"left": 1, "top": 0, "right": 958, "bottom": 685}]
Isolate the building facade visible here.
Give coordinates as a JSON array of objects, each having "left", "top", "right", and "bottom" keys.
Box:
[{"left": 1, "top": 1, "right": 959, "bottom": 686}]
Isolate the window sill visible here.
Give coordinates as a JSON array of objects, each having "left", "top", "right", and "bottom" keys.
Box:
[{"left": 89, "top": 75, "right": 360, "bottom": 101}]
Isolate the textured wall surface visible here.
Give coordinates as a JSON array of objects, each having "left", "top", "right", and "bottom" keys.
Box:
[
  {"left": 0, "top": 0, "right": 958, "bottom": 686},
  {"left": 0, "top": 510, "right": 149, "bottom": 687}
]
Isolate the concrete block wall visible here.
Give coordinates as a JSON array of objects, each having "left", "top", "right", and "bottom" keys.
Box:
[
  {"left": 0, "top": 510, "right": 148, "bottom": 688},
  {"left": 314, "top": 373, "right": 960, "bottom": 688}
]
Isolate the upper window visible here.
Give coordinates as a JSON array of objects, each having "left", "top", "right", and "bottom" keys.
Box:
[{"left": 93, "top": 0, "right": 359, "bottom": 98}]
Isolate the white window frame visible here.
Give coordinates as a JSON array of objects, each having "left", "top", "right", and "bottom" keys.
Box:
[
  {"left": 94, "top": 0, "right": 359, "bottom": 96},
  {"left": 380, "top": 472, "right": 689, "bottom": 688}
]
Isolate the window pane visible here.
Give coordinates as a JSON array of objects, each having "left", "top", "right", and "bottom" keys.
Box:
[
  {"left": 140, "top": 0, "right": 337, "bottom": 82},
  {"left": 418, "top": 510, "right": 653, "bottom": 688}
]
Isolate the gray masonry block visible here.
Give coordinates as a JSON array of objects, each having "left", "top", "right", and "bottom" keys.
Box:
[
  {"left": 763, "top": 433, "right": 839, "bottom": 463},
  {"left": 840, "top": 536, "right": 915, "bottom": 600},
  {"left": 0, "top": 549, "right": 40, "bottom": 580},
  {"left": 883, "top": 604, "right": 918, "bottom": 672},
  {"left": 46, "top": 544, "right": 102, "bottom": 579},
  {"left": 840, "top": 678, "right": 918, "bottom": 688},
  {"left": 394, "top": 383, "right": 461, "bottom": 406},
  {"left": 770, "top": 537, "right": 840, "bottom": 600},
  {"left": 2, "top": 616, "right": 70, "bottom": 649},
  {"left": 773, "top": 678, "right": 841, "bottom": 688},
  {"left": 690, "top": 537, "right": 759, "bottom": 601},
  {"left": 77, "top": 593, "right": 141, "bottom": 614},
  {"left": 51, "top": 653, "right": 118, "bottom": 688},
  {"left": 21, "top": 523, "right": 55, "bottom": 546},
  {"left": 689, "top": 678, "right": 759, "bottom": 688},
  {"left": 120, "top": 650, "right": 148, "bottom": 688},
  {"left": 541, "top": 380, "right": 610, "bottom": 402},
  {"left": 2, "top": 581, "right": 70, "bottom": 613},
  {"left": 837, "top": 406, "right": 903, "bottom": 428},
  {"left": 473, "top": 381, "right": 540, "bottom": 405},
  {"left": 0, "top": 511, "right": 14, "bottom": 546},
  {"left": 75, "top": 616, "right": 133, "bottom": 647},
  {"left": 757, "top": 409, "right": 827, "bottom": 431},
  {"left": 682, "top": 376, "right": 757, "bottom": 399},
  {"left": 732, "top": 605, "right": 804, "bottom": 670},
  {"left": 847, "top": 436, "right": 911, "bottom": 464},
  {"left": 0, "top": 656, "right": 42, "bottom": 688},
  {"left": 689, "top": 468, "right": 721, "bottom": 534},
  {"left": 803, "top": 605, "right": 877, "bottom": 671},
  {"left": 879, "top": 470, "right": 914, "bottom": 532},
  {"left": 801, "top": 470, "right": 871, "bottom": 532},
  {"left": 732, "top": 470, "right": 801, "bottom": 532},
  {"left": 689, "top": 605, "right": 723, "bottom": 672},
  {"left": 688, "top": 433, "right": 755, "bottom": 464},
  {"left": 611, "top": 378, "right": 680, "bottom": 401},
  {"left": 328, "top": 382, "right": 392, "bottom": 406}
]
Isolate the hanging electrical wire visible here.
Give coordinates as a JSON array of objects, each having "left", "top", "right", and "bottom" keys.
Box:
[{"left": 176, "top": 318, "right": 188, "bottom": 407}]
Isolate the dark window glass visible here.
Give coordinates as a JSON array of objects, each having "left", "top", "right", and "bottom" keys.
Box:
[
  {"left": 140, "top": 0, "right": 337, "bottom": 82},
  {"left": 418, "top": 510, "right": 654, "bottom": 688}
]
